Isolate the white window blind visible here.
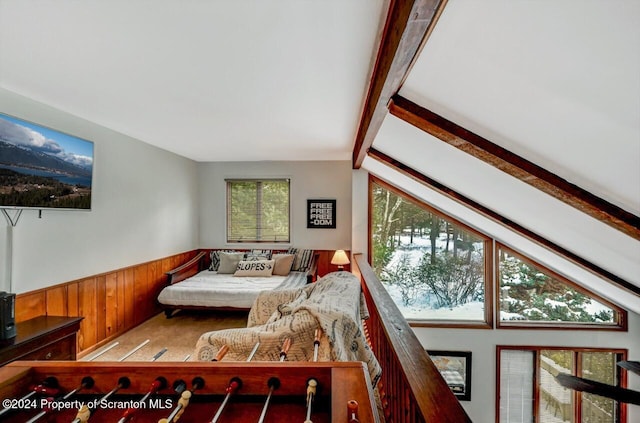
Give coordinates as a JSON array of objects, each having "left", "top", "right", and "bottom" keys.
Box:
[
  {"left": 226, "top": 179, "right": 290, "bottom": 243},
  {"left": 500, "top": 349, "right": 535, "bottom": 423}
]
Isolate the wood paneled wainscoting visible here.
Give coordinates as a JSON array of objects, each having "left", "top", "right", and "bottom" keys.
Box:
[
  {"left": 14, "top": 249, "right": 345, "bottom": 356},
  {"left": 14, "top": 250, "right": 200, "bottom": 356}
]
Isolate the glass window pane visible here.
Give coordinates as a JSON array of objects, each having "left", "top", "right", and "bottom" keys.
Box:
[
  {"left": 500, "top": 349, "right": 535, "bottom": 423},
  {"left": 371, "top": 181, "right": 487, "bottom": 321},
  {"left": 581, "top": 352, "right": 617, "bottom": 423},
  {"left": 540, "top": 350, "right": 574, "bottom": 423},
  {"left": 498, "top": 247, "right": 617, "bottom": 325},
  {"left": 228, "top": 181, "right": 258, "bottom": 241},
  {"left": 259, "top": 180, "right": 290, "bottom": 241},
  {"left": 227, "top": 179, "right": 289, "bottom": 242}
]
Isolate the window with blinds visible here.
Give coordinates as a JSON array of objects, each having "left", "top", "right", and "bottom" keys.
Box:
[
  {"left": 498, "top": 347, "right": 625, "bottom": 423},
  {"left": 500, "top": 349, "right": 535, "bottom": 423},
  {"left": 226, "top": 179, "right": 290, "bottom": 243}
]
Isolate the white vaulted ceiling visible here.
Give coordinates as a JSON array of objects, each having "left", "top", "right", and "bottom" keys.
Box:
[
  {"left": 360, "top": 0, "right": 640, "bottom": 310},
  {"left": 399, "top": 0, "right": 639, "bottom": 214},
  {"left": 1, "top": 1, "right": 639, "bottom": 309},
  {"left": 0, "top": 0, "right": 386, "bottom": 161}
]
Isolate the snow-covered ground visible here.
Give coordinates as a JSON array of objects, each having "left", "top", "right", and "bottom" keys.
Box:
[
  {"left": 381, "top": 234, "right": 485, "bottom": 321},
  {"left": 380, "top": 233, "right": 611, "bottom": 323},
  {"left": 383, "top": 281, "right": 485, "bottom": 320}
]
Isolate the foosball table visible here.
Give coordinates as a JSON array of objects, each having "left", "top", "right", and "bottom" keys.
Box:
[{"left": 0, "top": 361, "right": 377, "bottom": 422}]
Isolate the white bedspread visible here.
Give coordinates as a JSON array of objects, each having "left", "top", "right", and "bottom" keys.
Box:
[{"left": 157, "top": 270, "right": 307, "bottom": 309}]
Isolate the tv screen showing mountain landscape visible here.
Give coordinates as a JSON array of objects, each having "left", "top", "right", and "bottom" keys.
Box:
[{"left": 0, "top": 112, "right": 93, "bottom": 210}]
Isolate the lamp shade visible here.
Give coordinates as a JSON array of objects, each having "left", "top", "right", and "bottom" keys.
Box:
[{"left": 331, "top": 250, "right": 350, "bottom": 267}]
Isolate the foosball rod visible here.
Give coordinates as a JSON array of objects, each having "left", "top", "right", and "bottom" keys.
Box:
[
  {"left": 150, "top": 347, "right": 168, "bottom": 361},
  {"left": 158, "top": 379, "right": 187, "bottom": 423},
  {"left": 25, "top": 377, "right": 95, "bottom": 423},
  {"left": 279, "top": 338, "right": 292, "bottom": 362},
  {"left": 313, "top": 328, "right": 322, "bottom": 362},
  {"left": 212, "top": 345, "right": 229, "bottom": 361},
  {"left": 304, "top": 378, "right": 318, "bottom": 423},
  {"left": 160, "top": 377, "right": 205, "bottom": 423},
  {"left": 0, "top": 377, "right": 60, "bottom": 418},
  {"left": 210, "top": 377, "right": 242, "bottom": 423},
  {"left": 71, "top": 377, "right": 131, "bottom": 423},
  {"left": 117, "top": 377, "right": 167, "bottom": 423},
  {"left": 84, "top": 342, "right": 119, "bottom": 361},
  {"left": 247, "top": 342, "right": 260, "bottom": 361},
  {"left": 26, "top": 398, "right": 55, "bottom": 423},
  {"left": 257, "top": 377, "right": 280, "bottom": 423},
  {"left": 159, "top": 391, "right": 190, "bottom": 423},
  {"left": 117, "top": 339, "right": 150, "bottom": 361},
  {"left": 347, "top": 400, "right": 360, "bottom": 423}
]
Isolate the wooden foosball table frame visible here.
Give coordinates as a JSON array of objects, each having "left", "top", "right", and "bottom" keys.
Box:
[{"left": 0, "top": 361, "right": 378, "bottom": 422}]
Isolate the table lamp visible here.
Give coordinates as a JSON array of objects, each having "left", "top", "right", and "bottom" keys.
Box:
[{"left": 331, "top": 250, "right": 350, "bottom": 271}]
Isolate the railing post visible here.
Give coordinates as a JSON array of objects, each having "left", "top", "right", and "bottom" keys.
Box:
[{"left": 353, "top": 254, "right": 472, "bottom": 423}]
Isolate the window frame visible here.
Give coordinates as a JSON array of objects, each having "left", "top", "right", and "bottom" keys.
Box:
[
  {"left": 496, "top": 345, "right": 628, "bottom": 423},
  {"left": 496, "top": 243, "right": 627, "bottom": 331},
  {"left": 226, "top": 178, "right": 290, "bottom": 244},
  {"left": 368, "top": 175, "right": 493, "bottom": 328}
]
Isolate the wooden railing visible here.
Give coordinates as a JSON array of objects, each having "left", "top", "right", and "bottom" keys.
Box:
[{"left": 353, "top": 253, "right": 472, "bottom": 423}]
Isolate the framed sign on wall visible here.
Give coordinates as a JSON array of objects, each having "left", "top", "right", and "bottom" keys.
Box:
[
  {"left": 427, "top": 350, "right": 472, "bottom": 401},
  {"left": 307, "top": 199, "right": 336, "bottom": 229}
]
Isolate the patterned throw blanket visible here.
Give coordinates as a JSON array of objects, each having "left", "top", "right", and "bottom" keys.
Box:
[{"left": 192, "top": 271, "right": 382, "bottom": 386}]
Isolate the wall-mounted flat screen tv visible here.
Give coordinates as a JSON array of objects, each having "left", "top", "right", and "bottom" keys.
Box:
[{"left": 0, "top": 112, "right": 94, "bottom": 210}]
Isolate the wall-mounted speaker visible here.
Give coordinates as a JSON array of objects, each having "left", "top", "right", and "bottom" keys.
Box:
[{"left": 0, "top": 292, "right": 16, "bottom": 344}]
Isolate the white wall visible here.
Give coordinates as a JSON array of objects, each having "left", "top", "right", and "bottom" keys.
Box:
[
  {"left": 352, "top": 164, "right": 640, "bottom": 422},
  {"left": 415, "top": 312, "right": 640, "bottom": 422},
  {"left": 0, "top": 88, "right": 199, "bottom": 294},
  {"left": 198, "top": 161, "right": 352, "bottom": 251},
  {"left": 352, "top": 168, "right": 369, "bottom": 257},
  {"left": 0, "top": 93, "right": 353, "bottom": 294}
]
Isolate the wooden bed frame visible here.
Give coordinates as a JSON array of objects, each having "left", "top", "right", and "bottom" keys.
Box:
[{"left": 160, "top": 249, "right": 318, "bottom": 317}]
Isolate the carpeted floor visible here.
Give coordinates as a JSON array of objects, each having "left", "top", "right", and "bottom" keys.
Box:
[{"left": 79, "top": 310, "right": 248, "bottom": 362}]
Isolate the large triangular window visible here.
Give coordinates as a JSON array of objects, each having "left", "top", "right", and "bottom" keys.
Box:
[
  {"left": 497, "top": 244, "right": 625, "bottom": 329},
  {"left": 369, "top": 177, "right": 492, "bottom": 327}
]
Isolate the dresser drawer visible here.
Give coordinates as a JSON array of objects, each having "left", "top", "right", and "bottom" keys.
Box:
[
  {"left": 19, "top": 336, "right": 74, "bottom": 361},
  {"left": 0, "top": 316, "right": 82, "bottom": 366}
]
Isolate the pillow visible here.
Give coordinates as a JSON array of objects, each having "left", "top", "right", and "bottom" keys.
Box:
[
  {"left": 245, "top": 249, "right": 272, "bottom": 261},
  {"left": 272, "top": 253, "right": 295, "bottom": 276},
  {"left": 289, "top": 248, "right": 314, "bottom": 272},
  {"left": 209, "top": 250, "right": 223, "bottom": 271},
  {"left": 217, "top": 252, "right": 246, "bottom": 274},
  {"left": 234, "top": 260, "right": 275, "bottom": 277}
]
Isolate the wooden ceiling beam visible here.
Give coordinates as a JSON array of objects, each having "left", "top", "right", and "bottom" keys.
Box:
[
  {"left": 352, "top": 0, "right": 446, "bottom": 169},
  {"left": 388, "top": 94, "right": 640, "bottom": 240}
]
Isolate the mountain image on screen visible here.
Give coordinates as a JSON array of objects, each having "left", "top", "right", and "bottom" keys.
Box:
[{"left": 0, "top": 113, "right": 93, "bottom": 210}]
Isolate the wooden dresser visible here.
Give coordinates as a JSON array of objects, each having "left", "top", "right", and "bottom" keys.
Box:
[{"left": 0, "top": 316, "right": 82, "bottom": 367}]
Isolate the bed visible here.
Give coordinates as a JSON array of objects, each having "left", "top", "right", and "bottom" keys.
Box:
[{"left": 157, "top": 249, "right": 317, "bottom": 317}]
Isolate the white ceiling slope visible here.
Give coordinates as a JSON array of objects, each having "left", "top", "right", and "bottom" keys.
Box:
[
  {"left": 369, "top": 0, "right": 640, "bottom": 307},
  {"left": 400, "top": 0, "right": 640, "bottom": 216},
  {"left": 1, "top": 1, "right": 638, "bottom": 305},
  {"left": 0, "top": 0, "right": 385, "bottom": 162}
]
